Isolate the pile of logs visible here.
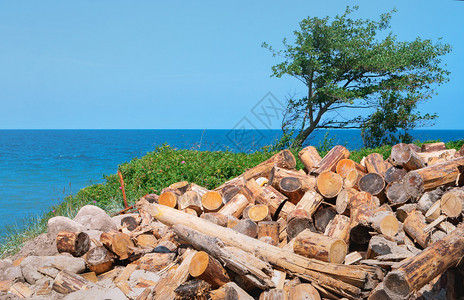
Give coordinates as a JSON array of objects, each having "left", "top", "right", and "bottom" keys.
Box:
[{"left": 6, "top": 141, "right": 464, "bottom": 299}]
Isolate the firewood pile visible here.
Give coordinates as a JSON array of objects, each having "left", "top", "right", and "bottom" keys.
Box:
[{"left": 2, "top": 141, "right": 464, "bottom": 299}]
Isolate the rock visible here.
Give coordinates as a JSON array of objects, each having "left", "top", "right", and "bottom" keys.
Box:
[
  {"left": 0, "top": 259, "right": 13, "bottom": 280},
  {"left": 129, "top": 269, "right": 160, "bottom": 284},
  {"left": 11, "top": 233, "right": 58, "bottom": 259},
  {"left": 83, "top": 230, "right": 103, "bottom": 242},
  {"left": 20, "top": 255, "right": 86, "bottom": 284},
  {"left": 63, "top": 287, "right": 128, "bottom": 300},
  {"left": 3, "top": 266, "right": 22, "bottom": 280},
  {"left": 73, "top": 205, "right": 117, "bottom": 232},
  {"left": 47, "top": 216, "right": 85, "bottom": 239}
]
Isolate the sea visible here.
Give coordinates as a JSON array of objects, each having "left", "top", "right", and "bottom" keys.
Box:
[{"left": 0, "top": 129, "right": 463, "bottom": 238}]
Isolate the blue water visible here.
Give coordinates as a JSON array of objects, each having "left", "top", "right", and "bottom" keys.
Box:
[{"left": 0, "top": 129, "right": 463, "bottom": 237}]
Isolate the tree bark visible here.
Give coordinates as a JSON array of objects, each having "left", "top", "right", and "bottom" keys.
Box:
[
  {"left": 56, "top": 231, "right": 90, "bottom": 257},
  {"left": 324, "top": 214, "right": 351, "bottom": 244},
  {"left": 295, "top": 190, "right": 324, "bottom": 217},
  {"left": 279, "top": 177, "right": 306, "bottom": 204},
  {"left": 293, "top": 230, "right": 347, "bottom": 264},
  {"left": 298, "top": 146, "right": 322, "bottom": 173},
  {"left": 258, "top": 221, "right": 280, "bottom": 245},
  {"left": 52, "top": 270, "right": 89, "bottom": 294},
  {"left": 243, "top": 150, "right": 296, "bottom": 180},
  {"left": 178, "top": 190, "right": 203, "bottom": 215},
  {"left": 100, "top": 231, "right": 134, "bottom": 260},
  {"left": 218, "top": 193, "right": 250, "bottom": 218},
  {"left": 286, "top": 209, "right": 316, "bottom": 241},
  {"left": 421, "top": 142, "right": 446, "bottom": 152},
  {"left": 390, "top": 143, "right": 426, "bottom": 171},
  {"left": 84, "top": 246, "right": 114, "bottom": 274},
  {"left": 312, "top": 145, "right": 350, "bottom": 175},
  {"left": 364, "top": 153, "right": 387, "bottom": 177}
]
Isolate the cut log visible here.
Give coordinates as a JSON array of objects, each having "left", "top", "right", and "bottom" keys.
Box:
[
  {"left": 293, "top": 230, "right": 347, "bottom": 264},
  {"left": 316, "top": 171, "right": 343, "bottom": 199},
  {"left": 189, "top": 251, "right": 230, "bottom": 288},
  {"left": 298, "top": 146, "right": 322, "bottom": 172},
  {"left": 344, "top": 252, "right": 363, "bottom": 265},
  {"left": 169, "top": 181, "right": 190, "bottom": 194},
  {"left": 421, "top": 142, "right": 446, "bottom": 152},
  {"left": 52, "top": 269, "right": 89, "bottom": 294},
  {"left": 279, "top": 177, "right": 306, "bottom": 204},
  {"left": 349, "top": 192, "right": 379, "bottom": 245},
  {"left": 395, "top": 204, "right": 417, "bottom": 222},
  {"left": 84, "top": 245, "right": 114, "bottom": 274},
  {"left": 175, "top": 279, "right": 211, "bottom": 300},
  {"left": 403, "top": 156, "right": 464, "bottom": 199},
  {"left": 210, "top": 282, "right": 254, "bottom": 300},
  {"left": 384, "top": 166, "right": 407, "bottom": 184},
  {"left": 221, "top": 183, "right": 243, "bottom": 204},
  {"left": 218, "top": 193, "right": 250, "bottom": 218},
  {"left": 189, "top": 183, "right": 209, "bottom": 197},
  {"left": 419, "top": 149, "right": 457, "bottom": 166},
  {"left": 121, "top": 215, "right": 138, "bottom": 231},
  {"left": 390, "top": 143, "right": 426, "bottom": 171},
  {"left": 56, "top": 231, "right": 90, "bottom": 257},
  {"left": 173, "top": 224, "right": 275, "bottom": 290},
  {"left": 260, "top": 289, "right": 288, "bottom": 300},
  {"left": 403, "top": 210, "right": 444, "bottom": 248},
  {"left": 178, "top": 190, "right": 203, "bottom": 215},
  {"left": 233, "top": 219, "right": 258, "bottom": 238},
  {"left": 201, "top": 191, "right": 223, "bottom": 212},
  {"left": 100, "top": 231, "right": 134, "bottom": 260},
  {"left": 243, "top": 178, "right": 295, "bottom": 219},
  {"left": 336, "top": 188, "right": 357, "bottom": 215},
  {"left": 358, "top": 173, "right": 385, "bottom": 199},
  {"left": 314, "top": 206, "right": 337, "bottom": 233},
  {"left": 295, "top": 190, "right": 324, "bottom": 217},
  {"left": 136, "top": 233, "right": 158, "bottom": 248},
  {"left": 256, "top": 177, "right": 269, "bottom": 187},
  {"left": 364, "top": 153, "right": 387, "bottom": 177},
  {"left": 269, "top": 166, "right": 317, "bottom": 193},
  {"left": 343, "top": 169, "right": 363, "bottom": 190},
  {"left": 440, "top": 188, "right": 464, "bottom": 218},
  {"left": 367, "top": 236, "right": 414, "bottom": 260},
  {"left": 313, "top": 145, "right": 350, "bottom": 175},
  {"left": 288, "top": 283, "right": 321, "bottom": 300},
  {"left": 324, "top": 214, "right": 351, "bottom": 244},
  {"left": 153, "top": 248, "right": 197, "bottom": 300},
  {"left": 137, "top": 252, "right": 176, "bottom": 271},
  {"left": 336, "top": 159, "right": 367, "bottom": 178},
  {"left": 247, "top": 204, "right": 271, "bottom": 222},
  {"left": 258, "top": 221, "right": 280, "bottom": 245},
  {"left": 243, "top": 149, "right": 296, "bottom": 181},
  {"left": 368, "top": 211, "right": 399, "bottom": 237},
  {"left": 286, "top": 209, "right": 316, "bottom": 241},
  {"left": 417, "top": 187, "right": 445, "bottom": 213},
  {"left": 425, "top": 200, "right": 442, "bottom": 221},
  {"left": 200, "top": 212, "right": 229, "bottom": 227},
  {"left": 139, "top": 200, "right": 380, "bottom": 298},
  {"left": 383, "top": 223, "right": 464, "bottom": 299},
  {"left": 159, "top": 191, "right": 178, "bottom": 208},
  {"left": 385, "top": 181, "right": 410, "bottom": 206},
  {"left": 114, "top": 263, "right": 137, "bottom": 283}
]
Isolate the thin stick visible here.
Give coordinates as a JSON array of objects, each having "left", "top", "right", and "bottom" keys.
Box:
[{"left": 118, "top": 170, "right": 128, "bottom": 209}]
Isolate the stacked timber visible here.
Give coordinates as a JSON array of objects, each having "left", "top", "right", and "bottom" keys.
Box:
[{"left": 4, "top": 145, "right": 464, "bottom": 299}]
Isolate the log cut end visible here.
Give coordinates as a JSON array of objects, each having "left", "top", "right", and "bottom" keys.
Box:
[
  {"left": 383, "top": 271, "right": 410, "bottom": 299},
  {"left": 201, "top": 191, "right": 223, "bottom": 212},
  {"left": 330, "top": 239, "right": 348, "bottom": 264},
  {"left": 159, "top": 192, "right": 178, "bottom": 208},
  {"left": 316, "top": 171, "right": 343, "bottom": 198}
]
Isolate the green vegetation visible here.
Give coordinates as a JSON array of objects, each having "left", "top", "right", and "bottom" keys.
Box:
[
  {"left": 263, "top": 6, "right": 451, "bottom": 148},
  {"left": 1, "top": 140, "right": 463, "bottom": 257}
]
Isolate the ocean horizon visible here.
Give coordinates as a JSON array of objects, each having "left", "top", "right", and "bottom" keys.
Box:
[{"left": 1, "top": 129, "right": 463, "bottom": 238}]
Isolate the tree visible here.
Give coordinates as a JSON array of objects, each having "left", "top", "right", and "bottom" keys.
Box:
[{"left": 262, "top": 6, "right": 451, "bottom": 148}]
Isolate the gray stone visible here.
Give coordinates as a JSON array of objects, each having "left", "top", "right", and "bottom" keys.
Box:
[
  {"left": 82, "top": 230, "right": 103, "bottom": 241},
  {"left": 20, "top": 255, "right": 86, "bottom": 284},
  {"left": 3, "top": 266, "right": 22, "bottom": 280},
  {"left": 73, "top": 205, "right": 117, "bottom": 232},
  {"left": 47, "top": 216, "right": 85, "bottom": 239}
]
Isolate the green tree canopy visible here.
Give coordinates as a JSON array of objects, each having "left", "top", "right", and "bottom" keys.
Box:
[{"left": 263, "top": 6, "right": 451, "bottom": 147}]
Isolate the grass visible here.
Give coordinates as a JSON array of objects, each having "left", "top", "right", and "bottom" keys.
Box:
[{"left": 1, "top": 139, "right": 463, "bottom": 257}]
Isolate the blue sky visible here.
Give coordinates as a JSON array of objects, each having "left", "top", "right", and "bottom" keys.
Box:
[{"left": 0, "top": 1, "right": 462, "bottom": 129}]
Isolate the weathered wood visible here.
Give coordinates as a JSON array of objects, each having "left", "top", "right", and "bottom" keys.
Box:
[
  {"left": 114, "top": 263, "right": 137, "bottom": 283},
  {"left": 336, "top": 188, "right": 357, "bottom": 215},
  {"left": 395, "top": 203, "right": 417, "bottom": 222},
  {"left": 233, "top": 219, "right": 258, "bottom": 238},
  {"left": 56, "top": 231, "right": 90, "bottom": 257},
  {"left": 269, "top": 166, "right": 317, "bottom": 194},
  {"left": 189, "top": 183, "right": 210, "bottom": 197},
  {"left": 218, "top": 193, "right": 250, "bottom": 218},
  {"left": 200, "top": 212, "right": 229, "bottom": 227},
  {"left": 279, "top": 177, "right": 306, "bottom": 204},
  {"left": 324, "top": 214, "right": 351, "bottom": 244},
  {"left": 417, "top": 187, "right": 445, "bottom": 213},
  {"left": 294, "top": 230, "right": 347, "bottom": 264},
  {"left": 349, "top": 192, "right": 379, "bottom": 245},
  {"left": 189, "top": 251, "right": 231, "bottom": 288},
  {"left": 136, "top": 233, "right": 158, "bottom": 248},
  {"left": 286, "top": 209, "right": 316, "bottom": 241},
  {"left": 136, "top": 252, "right": 176, "bottom": 271},
  {"left": 385, "top": 181, "right": 410, "bottom": 206},
  {"left": 421, "top": 142, "right": 446, "bottom": 153},
  {"left": 169, "top": 181, "right": 190, "bottom": 194},
  {"left": 384, "top": 166, "right": 407, "bottom": 184},
  {"left": 258, "top": 221, "right": 280, "bottom": 245},
  {"left": 121, "top": 215, "right": 139, "bottom": 231},
  {"left": 153, "top": 248, "right": 197, "bottom": 300},
  {"left": 403, "top": 210, "right": 445, "bottom": 248},
  {"left": 316, "top": 171, "right": 343, "bottom": 198},
  {"left": 344, "top": 252, "right": 363, "bottom": 265},
  {"left": 390, "top": 143, "right": 426, "bottom": 171},
  {"left": 100, "top": 231, "right": 134, "bottom": 260},
  {"left": 298, "top": 146, "right": 322, "bottom": 173},
  {"left": 178, "top": 190, "right": 203, "bottom": 215},
  {"left": 210, "top": 282, "right": 254, "bottom": 300},
  {"left": 358, "top": 173, "right": 385, "bottom": 199},
  {"left": 244, "top": 150, "right": 297, "bottom": 180},
  {"left": 217, "top": 179, "right": 244, "bottom": 204},
  {"left": 314, "top": 206, "right": 337, "bottom": 233},
  {"left": 52, "top": 269, "right": 89, "bottom": 294},
  {"left": 343, "top": 169, "right": 363, "bottom": 190},
  {"left": 383, "top": 223, "right": 464, "bottom": 299},
  {"left": 248, "top": 204, "right": 271, "bottom": 222},
  {"left": 364, "top": 153, "right": 387, "bottom": 177},
  {"left": 368, "top": 211, "right": 399, "bottom": 237},
  {"left": 174, "top": 224, "right": 275, "bottom": 290},
  {"left": 419, "top": 149, "right": 457, "bottom": 166},
  {"left": 139, "top": 200, "right": 380, "bottom": 298},
  {"left": 84, "top": 245, "right": 114, "bottom": 274},
  {"left": 9, "top": 282, "right": 33, "bottom": 298},
  {"left": 288, "top": 283, "right": 321, "bottom": 300},
  {"left": 313, "top": 145, "right": 350, "bottom": 175},
  {"left": 260, "top": 288, "right": 288, "bottom": 300},
  {"left": 175, "top": 279, "right": 211, "bottom": 300},
  {"left": 440, "top": 188, "right": 464, "bottom": 218},
  {"left": 403, "top": 156, "right": 464, "bottom": 199},
  {"left": 201, "top": 191, "right": 223, "bottom": 212},
  {"left": 295, "top": 190, "right": 324, "bottom": 217}
]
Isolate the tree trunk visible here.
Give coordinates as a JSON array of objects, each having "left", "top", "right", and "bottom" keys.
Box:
[
  {"left": 295, "top": 190, "right": 324, "bottom": 217},
  {"left": 336, "top": 159, "right": 367, "bottom": 178},
  {"left": 385, "top": 181, "right": 410, "bottom": 206},
  {"left": 286, "top": 209, "right": 316, "bottom": 241},
  {"left": 175, "top": 279, "right": 211, "bottom": 300},
  {"left": 159, "top": 191, "right": 179, "bottom": 208},
  {"left": 312, "top": 145, "right": 350, "bottom": 175},
  {"left": 189, "top": 183, "right": 209, "bottom": 198},
  {"left": 56, "top": 231, "right": 90, "bottom": 257},
  {"left": 368, "top": 211, "right": 399, "bottom": 237},
  {"left": 258, "top": 221, "right": 280, "bottom": 245},
  {"left": 269, "top": 166, "right": 317, "bottom": 193},
  {"left": 314, "top": 206, "right": 337, "bottom": 233},
  {"left": 358, "top": 173, "right": 385, "bottom": 200},
  {"left": 421, "top": 142, "right": 446, "bottom": 152},
  {"left": 293, "top": 230, "right": 347, "bottom": 264},
  {"left": 247, "top": 204, "right": 271, "bottom": 222},
  {"left": 279, "top": 177, "right": 306, "bottom": 204},
  {"left": 336, "top": 188, "right": 357, "bottom": 215},
  {"left": 403, "top": 210, "right": 444, "bottom": 248},
  {"left": 169, "top": 181, "right": 190, "bottom": 194},
  {"left": 383, "top": 223, "right": 464, "bottom": 299},
  {"left": 288, "top": 283, "right": 321, "bottom": 300},
  {"left": 390, "top": 143, "right": 426, "bottom": 171},
  {"left": 440, "top": 188, "right": 464, "bottom": 218},
  {"left": 200, "top": 212, "right": 229, "bottom": 227},
  {"left": 343, "top": 169, "right": 363, "bottom": 190}
]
